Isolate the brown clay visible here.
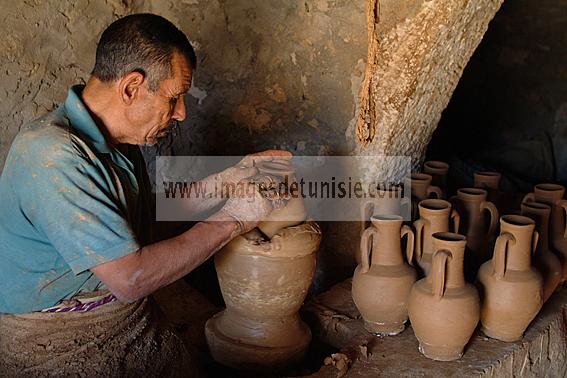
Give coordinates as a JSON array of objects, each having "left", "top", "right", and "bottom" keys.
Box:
[
  {"left": 450, "top": 188, "right": 499, "bottom": 274},
  {"left": 359, "top": 185, "right": 409, "bottom": 262},
  {"left": 352, "top": 215, "right": 417, "bottom": 335},
  {"left": 408, "top": 232, "right": 480, "bottom": 361},
  {"left": 413, "top": 199, "right": 460, "bottom": 276},
  {"left": 256, "top": 160, "right": 307, "bottom": 238},
  {"left": 473, "top": 171, "right": 501, "bottom": 205},
  {"left": 523, "top": 183, "right": 567, "bottom": 280},
  {"left": 520, "top": 201, "right": 562, "bottom": 302},
  {"left": 423, "top": 160, "right": 450, "bottom": 197},
  {"left": 205, "top": 222, "right": 321, "bottom": 372},
  {"left": 408, "top": 173, "right": 443, "bottom": 220},
  {"left": 477, "top": 215, "right": 543, "bottom": 342}
]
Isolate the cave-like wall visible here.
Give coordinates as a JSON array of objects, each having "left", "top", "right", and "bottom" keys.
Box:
[{"left": 428, "top": 0, "right": 567, "bottom": 191}]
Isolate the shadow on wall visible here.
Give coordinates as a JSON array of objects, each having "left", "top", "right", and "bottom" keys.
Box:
[{"left": 427, "top": 0, "right": 567, "bottom": 192}]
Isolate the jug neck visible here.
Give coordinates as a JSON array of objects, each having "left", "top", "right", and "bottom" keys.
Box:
[
  {"left": 371, "top": 219, "right": 404, "bottom": 266},
  {"left": 500, "top": 220, "right": 535, "bottom": 271}
]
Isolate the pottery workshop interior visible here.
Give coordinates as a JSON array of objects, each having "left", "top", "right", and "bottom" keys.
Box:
[{"left": 1, "top": 0, "right": 566, "bottom": 377}]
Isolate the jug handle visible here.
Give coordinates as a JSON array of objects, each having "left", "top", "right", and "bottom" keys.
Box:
[
  {"left": 413, "top": 219, "right": 426, "bottom": 263},
  {"left": 432, "top": 250, "right": 451, "bottom": 299},
  {"left": 360, "top": 226, "right": 377, "bottom": 274},
  {"left": 481, "top": 201, "right": 499, "bottom": 237},
  {"left": 361, "top": 200, "right": 374, "bottom": 232},
  {"left": 522, "top": 192, "right": 535, "bottom": 204},
  {"left": 558, "top": 200, "right": 567, "bottom": 239},
  {"left": 493, "top": 232, "right": 515, "bottom": 280},
  {"left": 451, "top": 209, "right": 460, "bottom": 234},
  {"left": 401, "top": 225, "right": 415, "bottom": 267},
  {"left": 532, "top": 230, "right": 540, "bottom": 255},
  {"left": 427, "top": 185, "right": 443, "bottom": 199}
]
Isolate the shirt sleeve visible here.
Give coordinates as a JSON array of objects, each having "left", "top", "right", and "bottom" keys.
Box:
[{"left": 15, "top": 128, "right": 141, "bottom": 274}]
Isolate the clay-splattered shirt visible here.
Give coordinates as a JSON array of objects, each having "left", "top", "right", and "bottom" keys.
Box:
[{"left": 0, "top": 85, "right": 151, "bottom": 313}]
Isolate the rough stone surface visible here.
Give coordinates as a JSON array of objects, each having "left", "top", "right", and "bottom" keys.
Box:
[
  {"left": 304, "top": 279, "right": 567, "bottom": 377},
  {"left": 351, "top": 0, "right": 504, "bottom": 175}
]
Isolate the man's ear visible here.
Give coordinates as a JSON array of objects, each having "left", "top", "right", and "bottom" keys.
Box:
[{"left": 118, "top": 71, "right": 146, "bottom": 105}]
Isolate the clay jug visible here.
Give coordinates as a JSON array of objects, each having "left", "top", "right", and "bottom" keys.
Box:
[
  {"left": 352, "top": 215, "right": 417, "bottom": 335},
  {"left": 205, "top": 222, "right": 321, "bottom": 372},
  {"left": 520, "top": 201, "right": 562, "bottom": 302},
  {"left": 256, "top": 160, "right": 307, "bottom": 238},
  {"left": 450, "top": 188, "right": 498, "bottom": 275},
  {"left": 474, "top": 171, "right": 501, "bottom": 205},
  {"left": 423, "top": 160, "right": 450, "bottom": 197},
  {"left": 477, "top": 215, "right": 543, "bottom": 342},
  {"left": 408, "top": 173, "right": 443, "bottom": 220},
  {"left": 359, "top": 185, "right": 410, "bottom": 261},
  {"left": 408, "top": 232, "right": 480, "bottom": 361},
  {"left": 523, "top": 183, "right": 567, "bottom": 280},
  {"left": 413, "top": 199, "right": 460, "bottom": 276}
]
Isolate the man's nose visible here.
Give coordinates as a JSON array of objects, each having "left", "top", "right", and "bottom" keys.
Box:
[{"left": 172, "top": 97, "right": 186, "bottom": 121}]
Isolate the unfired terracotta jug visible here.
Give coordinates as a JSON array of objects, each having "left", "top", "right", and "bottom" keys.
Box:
[
  {"left": 423, "top": 160, "right": 450, "bottom": 197},
  {"left": 477, "top": 215, "right": 543, "bottom": 342},
  {"left": 520, "top": 201, "right": 562, "bottom": 302},
  {"left": 474, "top": 171, "right": 501, "bottom": 205},
  {"left": 450, "top": 188, "right": 498, "bottom": 275},
  {"left": 413, "top": 199, "right": 460, "bottom": 276},
  {"left": 408, "top": 173, "right": 443, "bottom": 220},
  {"left": 408, "top": 232, "right": 480, "bottom": 361},
  {"left": 352, "top": 215, "right": 417, "bottom": 335},
  {"left": 205, "top": 222, "right": 321, "bottom": 372},
  {"left": 359, "top": 185, "right": 409, "bottom": 262},
  {"left": 256, "top": 160, "right": 307, "bottom": 238},
  {"left": 523, "top": 183, "right": 567, "bottom": 280}
]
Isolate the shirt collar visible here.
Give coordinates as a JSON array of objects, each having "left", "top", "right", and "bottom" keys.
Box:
[{"left": 63, "top": 85, "right": 111, "bottom": 154}]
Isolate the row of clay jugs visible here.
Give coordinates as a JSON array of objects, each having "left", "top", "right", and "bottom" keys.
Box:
[
  {"left": 352, "top": 215, "right": 416, "bottom": 335},
  {"left": 450, "top": 188, "right": 499, "bottom": 278},
  {"left": 477, "top": 215, "right": 543, "bottom": 342},
  {"left": 520, "top": 201, "right": 562, "bottom": 302},
  {"left": 523, "top": 183, "right": 567, "bottom": 279},
  {"left": 413, "top": 199, "right": 460, "bottom": 276},
  {"left": 408, "top": 232, "right": 480, "bottom": 361}
]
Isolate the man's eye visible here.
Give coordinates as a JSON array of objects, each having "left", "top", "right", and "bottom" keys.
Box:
[{"left": 169, "top": 97, "right": 178, "bottom": 105}]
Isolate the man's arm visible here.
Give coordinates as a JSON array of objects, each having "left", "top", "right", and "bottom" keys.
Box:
[{"left": 91, "top": 211, "right": 239, "bottom": 303}]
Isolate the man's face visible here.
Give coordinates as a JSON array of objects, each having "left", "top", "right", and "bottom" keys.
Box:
[{"left": 129, "top": 52, "right": 192, "bottom": 146}]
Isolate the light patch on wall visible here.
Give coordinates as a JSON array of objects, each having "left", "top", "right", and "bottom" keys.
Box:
[{"left": 188, "top": 85, "right": 207, "bottom": 105}]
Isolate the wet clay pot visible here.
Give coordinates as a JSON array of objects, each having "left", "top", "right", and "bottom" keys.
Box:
[
  {"left": 413, "top": 199, "right": 460, "bottom": 276},
  {"left": 408, "top": 173, "right": 443, "bottom": 220},
  {"left": 474, "top": 171, "right": 501, "bottom": 205},
  {"left": 408, "top": 232, "right": 480, "bottom": 361},
  {"left": 352, "top": 215, "right": 417, "bottom": 335},
  {"left": 450, "top": 188, "right": 499, "bottom": 276},
  {"left": 521, "top": 202, "right": 562, "bottom": 302},
  {"left": 423, "top": 160, "right": 450, "bottom": 198},
  {"left": 256, "top": 160, "right": 307, "bottom": 238},
  {"left": 523, "top": 183, "right": 567, "bottom": 280},
  {"left": 477, "top": 215, "right": 543, "bottom": 342},
  {"left": 205, "top": 222, "right": 321, "bottom": 372}
]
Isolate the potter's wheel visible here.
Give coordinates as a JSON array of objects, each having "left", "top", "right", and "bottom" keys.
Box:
[{"left": 205, "top": 310, "right": 311, "bottom": 372}]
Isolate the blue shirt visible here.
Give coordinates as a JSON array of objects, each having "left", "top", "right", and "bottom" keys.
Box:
[{"left": 0, "top": 85, "right": 152, "bottom": 313}]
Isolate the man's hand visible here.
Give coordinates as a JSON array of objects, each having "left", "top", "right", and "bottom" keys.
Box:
[
  {"left": 219, "top": 175, "right": 276, "bottom": 234},
  {"left": 217, "top": 149, "right": 292, "bottom": 188}
]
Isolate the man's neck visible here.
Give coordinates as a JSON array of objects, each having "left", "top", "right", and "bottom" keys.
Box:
[{"left": 81, "top": 77, "right": 126, "bottom": 147}]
